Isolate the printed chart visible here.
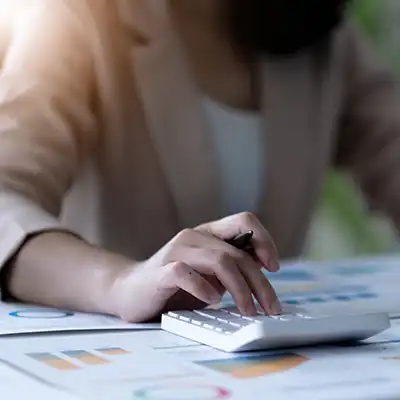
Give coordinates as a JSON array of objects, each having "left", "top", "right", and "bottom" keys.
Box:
[
  {"left": 0, "top": 332, "right": 206, "bottom": 400},
  {"left": 264, "top": 257, "right": 400, "bottom": 317},
  {"left": 133, "top": 383, "right": 230, "bottom": 399},
  {"left": 0, "top": 363, "right": 77, "bottom": 399},
  {"left": 196, "top": 353, "right": 309, "bottom": 379},
  {"left": 280, "top": 285, "right": 378, "bottom": 306},
  {"left": 265, "top": 266, "right": 325, "bottom": 296},
  {"left": 27, "top": 347, "right": 130, "bottom": 371},
  {"left": 9, "top": 308, "right": 74, "bottom": 319},
  {"left": 319, "top": 257, "right": 400, "bottom": 279},
  {"left": 328, "top": 264, "right": 379, "bottom": 277},
  {"left": 266, "top": 269, "right": 317, "bottom": 282},
  {"left": 3, "top": 327, "right": 400, "bottom": 400},
  {"left": 0, "top": 302, "right": 159, "bottom": 335}
]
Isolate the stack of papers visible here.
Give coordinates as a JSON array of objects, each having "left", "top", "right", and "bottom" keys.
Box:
[
  {"left": 0, "top": 320, "right": 399, "bottom": 400},
  {"left": 0, "top": 254, "right": 398, "bottom": 399}
]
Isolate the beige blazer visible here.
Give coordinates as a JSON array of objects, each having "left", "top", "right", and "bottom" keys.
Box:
[{"left": 0, "top": 0, "right": 400, "bottom": 268}]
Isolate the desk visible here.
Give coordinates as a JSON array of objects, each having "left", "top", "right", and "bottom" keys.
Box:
[{"left": 0, "top": 255, "right": 399, "bottom": 399}]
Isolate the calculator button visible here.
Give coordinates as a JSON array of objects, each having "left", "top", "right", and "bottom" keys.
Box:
[
  {"left": 176, "top": 311, "right": 194, "bottom": 322},
  {"left": 211, "top": 321, "right": 229, "bottom": 332},
  {"left": 219, "top": 318, "right": 243, "bottom": 326},
  {"left": 190, "top": 314, "right": 214, "bottom": 324},
  {"left": 194, "top": 310, "right": 218, "bottom": 319},
  {"left": 217, "top": 314, "right": 242, "bottom": 322},
  {"left": 227, "top": 321, "right": 243, "bottom": 328},
  {"left": 241, "top": 316, "right": 265, "bottom": 324},
  {"left": 235, "top": 319, "right": 252, "bottom": 327},
  {"left": 269, "top": 315, "right": 291, "bottom": 321},
  {"left": 217, "top": 323, "right": 237, "bottom": 332},
  {"left": 222, "top": 307, "right": 243, "bottom": 317}
]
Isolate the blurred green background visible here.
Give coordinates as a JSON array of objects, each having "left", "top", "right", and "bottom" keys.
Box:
[{"left": 306, "top": 0, "right": 400, "bottom": 260}]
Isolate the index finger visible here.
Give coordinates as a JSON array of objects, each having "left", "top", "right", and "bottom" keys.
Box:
[{"left": 200, "top": 212, "right": 280, "bottom": 272}]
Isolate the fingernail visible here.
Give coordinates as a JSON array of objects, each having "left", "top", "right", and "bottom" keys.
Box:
[
  {"left": 208, "top": 292, "right": 222, "bottom": 304},
  {"left": 269, "top": 260, "right": 280, "bottom": 272},
  {"left": 270, "top": 299, "right": 282, "bottom": 315}
]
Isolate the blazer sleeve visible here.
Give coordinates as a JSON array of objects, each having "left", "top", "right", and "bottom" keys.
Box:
[
  {"left": 335, "top": 23, "right": 400, "bottom": 230},
  {"left": 0, "top": 0, "right": 97, "bottom": 268}
]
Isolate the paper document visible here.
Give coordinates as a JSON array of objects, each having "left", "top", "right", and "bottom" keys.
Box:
[
  {"left": 1, "top": 324, "right": 400, "bottom": 400},
  {"left": 126, "top": 326, "right": 400, "bottom": 400},
  {"left": 0, "top": 360, "right": 80, "bottom": 399},
  {"left": 0, "top": 331, "right": 206, "bottom": 400},
  {"left": 0, "top": 302, "right": 159, "bottom": 336},
  {"left": 223, "top": 255, "right": 400, "bottom": 318}
]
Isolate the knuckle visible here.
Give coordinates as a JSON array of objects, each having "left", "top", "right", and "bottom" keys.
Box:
[
  {"left": 239, "top": 211, "right": 257, "bottom": 224},
  {"left": 174, "top": 228, "right": 193, "bottom": 243},
  {"left": 168, "top": 261, "right": 188, "bottom": 279}
]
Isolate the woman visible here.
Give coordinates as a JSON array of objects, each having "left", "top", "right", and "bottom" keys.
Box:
[{"left": 0, "top": 0, "right": 399, "bottom": 322}]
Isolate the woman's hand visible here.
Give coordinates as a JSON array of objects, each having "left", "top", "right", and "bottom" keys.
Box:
[{"left": 109, "top": 212, "right": 282, "bottom": 323}]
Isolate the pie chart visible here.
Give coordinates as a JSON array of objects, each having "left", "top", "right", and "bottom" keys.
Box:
[
  {"left": 9, "top": 308, "right": 74, "bottom": 319},
  {"left": 133, "top": 383, "right": 230, "bottom": 399}
]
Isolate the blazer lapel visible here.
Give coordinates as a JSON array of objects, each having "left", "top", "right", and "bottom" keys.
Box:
[
  {"left": 129, "top": 10, "right": 221, "bottom": 229},
  {"left": 258, "top": 53, "right": 322, "bottom": 256}
]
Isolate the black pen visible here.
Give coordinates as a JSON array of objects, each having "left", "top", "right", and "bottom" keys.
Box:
[{"left": 225, "top": 230, "right": 254, "bottom": 250}]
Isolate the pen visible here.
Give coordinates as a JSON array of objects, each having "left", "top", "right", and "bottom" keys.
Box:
[{"left": 225, "top": 230, "right": 254, "bottom": 250}]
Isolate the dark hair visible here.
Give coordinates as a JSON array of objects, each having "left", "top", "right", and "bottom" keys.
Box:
[{"left": 229, "top": 0, "right": 351, "bottom": 57}]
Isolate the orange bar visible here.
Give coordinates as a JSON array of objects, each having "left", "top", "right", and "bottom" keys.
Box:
[
  {"left": 27, "top": 352, "right": 79, "bottom": 371},
  {"left": 96, "top": 347, "right": 130, "bottom": 356},
  {"left": 62, "top": 350, "right": 109, "bottom": 365}
]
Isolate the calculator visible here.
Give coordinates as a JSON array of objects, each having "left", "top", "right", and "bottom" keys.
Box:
[{"left": 161, "top": 305, "right": 390, "bottom": 352}]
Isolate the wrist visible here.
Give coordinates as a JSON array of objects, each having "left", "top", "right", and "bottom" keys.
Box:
[{"left": 89, "top": 254, "right": 136, "bottom": 317}]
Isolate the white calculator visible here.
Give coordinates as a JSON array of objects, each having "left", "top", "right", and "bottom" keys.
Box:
[{"left": 161, "top": 305, "right": 390, "bottom": 353}]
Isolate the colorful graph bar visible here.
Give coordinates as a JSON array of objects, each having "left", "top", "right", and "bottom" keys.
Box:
[
  {"left": 27, "top": 352, "right": 79, "bottom": 371},
  {"left": 283, "top": 291, "right": 378, "bottom": 305},
  {"left": 383, "top": 356, "right": 400, "bottom": 361},
  {"left": 27, "top": 347, "right": 131, "bottom": 372},
  {"left": 134, "top": 384, "right": 230, "bottom": 399},
  {"left": 267, "top": 269, "right": 316, "bottom": 281},
  {"left": 96, "top": 347, "right": 130, "bottom": 356},
  {"left": 197, "top": 352, "right": 309, "bottom": 379},
  {"left": 62, "top": 350, "right": 109, "bottom": 365}
]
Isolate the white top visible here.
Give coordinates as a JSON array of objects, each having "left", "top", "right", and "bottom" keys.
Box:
[{"left": 202, "top": 96, "right": 265, "bottom": 216}]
